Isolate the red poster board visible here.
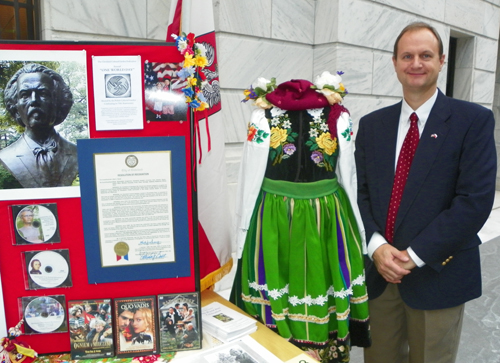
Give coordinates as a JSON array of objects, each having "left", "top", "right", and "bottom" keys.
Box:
[{"left": 0, "top": 41, "right": 198, "bottom": 354}]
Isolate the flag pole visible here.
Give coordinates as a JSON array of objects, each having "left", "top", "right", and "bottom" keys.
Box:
[{"left": 189, "top": 107, "right": 201, "bottom": 293}]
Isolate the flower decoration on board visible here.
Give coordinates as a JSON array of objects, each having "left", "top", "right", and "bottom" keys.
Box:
[
  {"left": 0, "top": 320, "right": 38, "bottom": 363},
  {"left": 242, "top": 77, "right": 277, "bottom": 109},
  {"left": 312, "top": 71, "right": 348, "bottom": 105},
  {"left": 171, "top": 32, "right": 210, "bottom": 112}
]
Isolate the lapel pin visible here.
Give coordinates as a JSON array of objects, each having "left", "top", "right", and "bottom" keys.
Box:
[{"left": 431, "top": 134, "right": 438, "bottom": 138}]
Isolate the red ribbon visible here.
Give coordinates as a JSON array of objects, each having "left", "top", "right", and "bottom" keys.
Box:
[{"left": 192, "top": 109, "right": 212, "bottom": 191}]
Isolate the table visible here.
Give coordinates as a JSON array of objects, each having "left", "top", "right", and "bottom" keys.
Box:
[{"left": 199, "top": 289, "right": 318, "bottom": 362}]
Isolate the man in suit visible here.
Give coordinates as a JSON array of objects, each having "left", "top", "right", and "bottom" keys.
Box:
[
  {"left": 355, "top": 22, "right": 497, "bottom": 363},
  {"left": 0, "top": 63, "right": 77, "bottom": 188}
]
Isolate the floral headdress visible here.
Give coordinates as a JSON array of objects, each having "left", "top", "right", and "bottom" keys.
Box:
[
  {"left": 171, "top": 32, "right": 209, "bottom": 112},
  {"left": 241, "top": 77, "right": 277, "bottom": 109},
  {"left": 242, "top": 71, "right": 347, "bottom": 109},
  {"left": 312, "top": 71, "right": 348, "bottom": 105}
]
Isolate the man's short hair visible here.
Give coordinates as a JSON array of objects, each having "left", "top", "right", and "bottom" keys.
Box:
[
  {"left": 393, "top": 22, "right": 444, "bottom": 58},
  {"left": 20, "top": 209, "right": 34, "bottom": 217},
  {"left": 3, "top": 63, "right": 74, "bottom": 127}
]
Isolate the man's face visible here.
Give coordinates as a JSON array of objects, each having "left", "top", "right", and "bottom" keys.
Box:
[
  {"left": 16, "top": 72, "right": 57, "bottom": 130},
  {"left": 21, "top": 211, "right": 34, "bottom": 224},
  {"left": 393, "top": 28, "right": 445, "bottom": 95},
  {"left": 118, "top": 310, "right": 134, "bottom": 331}
]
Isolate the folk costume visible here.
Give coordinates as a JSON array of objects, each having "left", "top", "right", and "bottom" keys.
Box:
[{"left": 231, "top": 74, "right": 370, "bottom": 362}]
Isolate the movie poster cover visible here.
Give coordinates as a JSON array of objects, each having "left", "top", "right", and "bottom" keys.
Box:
[
  {"left": 158, "top": 292, "right": 200, "bottom": 352},
  {"left": 114, "top": 295, "right": 158, "bottom": 357},
  {"left": 68, "top": 299, "right": 114, "bottom": 359}
]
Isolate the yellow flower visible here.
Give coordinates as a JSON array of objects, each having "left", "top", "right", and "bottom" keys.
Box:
[
  {"left": 196, "top": 102, "right": 209, "bottom": 111},
  {"left": 339, "top": 83, "right": 345, "bottom": 92},
  {"left": 316, "top": 132, "right": 337, "bottom": 155},
  {"left": 183, "top": 54, "right": 195, "bottom": 67},
  {"left": 185, "top": 96, "right": 192, "bottom": 103},
  {"left": 270, "top": 127, "right": 288, "bottom": 148},
  {"left": 194, "top": 56, "right": 208, "bottom": 68},
  {"left": 190, "top": 77, "right": 198, "bottom": 86},
  {"left": 318, "top": 89, "right": 343, "bottom": 105}
]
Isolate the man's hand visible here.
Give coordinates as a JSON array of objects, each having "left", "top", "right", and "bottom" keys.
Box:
[
  {"left": 372, "top": 244, "right": 412, "bottom": 283},
  {"left": 394, "top": 249, "right": 417, "bottom": 270}
]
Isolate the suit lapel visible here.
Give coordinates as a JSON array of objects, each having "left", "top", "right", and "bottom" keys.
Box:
[{"left": 394, "top": 91, "right": 452, "bottom": 232}]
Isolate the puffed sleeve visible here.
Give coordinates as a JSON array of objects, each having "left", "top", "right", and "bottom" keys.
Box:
[
  {"left": 235, "top": 109, "right": 270, "bottom": 258},
  {"left": 335, "top": 111, "right": 367, "bottom": 254}
]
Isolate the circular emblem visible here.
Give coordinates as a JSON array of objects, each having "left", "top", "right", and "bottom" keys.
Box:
[
  {"left": 114, "top": 242, "right": 130, "bottom": 257},
  {"left": 125, "top": 155, "right": 138, "bottom": 168},
  {"left": 106, "top": 75, "right": 130, "bottom": 96}
]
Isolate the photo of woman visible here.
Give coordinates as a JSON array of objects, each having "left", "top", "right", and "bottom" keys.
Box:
[{"left": 131, "top": 308, "right": 154, "bottom": 348}]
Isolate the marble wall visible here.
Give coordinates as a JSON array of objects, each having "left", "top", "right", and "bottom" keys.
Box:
[{"left": 38, "top": 0, "right": 500, "bottom": 204}]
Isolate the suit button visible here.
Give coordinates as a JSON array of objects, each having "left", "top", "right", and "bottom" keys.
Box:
[{"left": 442, "top": 261, "right": 446, "bottom": 266}]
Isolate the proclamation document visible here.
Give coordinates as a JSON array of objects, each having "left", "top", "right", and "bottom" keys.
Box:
[{"left": 94, "top": 151, "right": 175, "bottom": 267}]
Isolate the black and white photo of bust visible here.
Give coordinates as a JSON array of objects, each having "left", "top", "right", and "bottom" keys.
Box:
[{"left": 0, "top": 59, "right": 88, "bottom": 194}]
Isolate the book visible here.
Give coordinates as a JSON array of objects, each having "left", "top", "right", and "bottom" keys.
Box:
[
  {"left": 68, "top": 299, "right": 114, "bottom": 360},
  {"left": 174, "top": 335, "right": 282, "bottom": 363},
  {"left": 201, "top": 302, "right": 257, "bottom": 343},
  {"left": 158, "top": 292, "right": 201, "bottom": 352},
  {"left": 113, "top": 296, "right": 159, "bottom": 357}
]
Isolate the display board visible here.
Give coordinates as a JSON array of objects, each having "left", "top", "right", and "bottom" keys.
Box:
[{"left": 0, "top": 41, "right": 198, "bottom": 354}]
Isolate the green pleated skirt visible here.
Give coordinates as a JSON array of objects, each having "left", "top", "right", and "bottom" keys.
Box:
[{"left": 232, "top": 178, "right": 370, "bottom": 362}]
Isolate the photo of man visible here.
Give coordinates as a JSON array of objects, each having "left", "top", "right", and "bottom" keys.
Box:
[
  {"left": 16, "top": 208, "right": 43, "bottom": 243},
  {"left": 117, "top": 308, "right": 134, "bottom": 346},
  {"left": 0, "top": 53, "right": 88, "bottom": 197},
  {"left": 13, "top": 204, "right": 59, "bottom": 245}
]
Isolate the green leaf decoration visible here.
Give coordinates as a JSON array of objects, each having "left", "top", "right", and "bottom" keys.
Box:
[{"left": 269, "top": 149, "right": 277, "bottom": 160}]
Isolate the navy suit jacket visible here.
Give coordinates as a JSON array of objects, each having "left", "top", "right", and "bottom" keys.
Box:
[{"left": 355, "top": 90, "right": 497, "bottom": 310}]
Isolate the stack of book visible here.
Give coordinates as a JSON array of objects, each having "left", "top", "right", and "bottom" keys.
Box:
[{"left": 201, "top": 302, "right": 257, "bottom": 343}]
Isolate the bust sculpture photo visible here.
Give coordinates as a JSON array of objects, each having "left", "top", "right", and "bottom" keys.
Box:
[{"left": 0, "top": 63, "right": 78, "bottom": 188}]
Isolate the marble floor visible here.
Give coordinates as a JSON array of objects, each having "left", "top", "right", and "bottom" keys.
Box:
[{"left": 217, "top": 191, "right": 500, "bottom": 363}]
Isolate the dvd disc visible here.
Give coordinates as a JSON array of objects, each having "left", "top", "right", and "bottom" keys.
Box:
[
  {"left": 24, "top": 296, "right": 65, "bottom": 333},
  {"left": 16, "top": 205, "right": 57, "bottom": 243},
  {"left": 28, "top": 251, "right": 69, "bottom": 288}
]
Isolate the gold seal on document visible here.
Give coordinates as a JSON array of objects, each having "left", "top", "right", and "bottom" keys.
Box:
[{"left": 114, "top": 242, "right": 129, "bottom": 256}]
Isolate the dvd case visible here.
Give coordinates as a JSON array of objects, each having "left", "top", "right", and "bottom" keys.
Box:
[
  {"left": 68, "top": 299, "right": 114, "bottom": 359},
  {"left": 20, "top": 295, "right": 67, "bottom": 334},
  {"left": 10, "top": 204, "right": 60, "bottom": 245},
  {"left": 113, "top": 296, "right": 158, "bottom": 357},
  {"left": 158, "top": 292, "right": 201, "bottom": 352},
  {"left": 23, "top": 249, "right": 72, "bottom": 290}
]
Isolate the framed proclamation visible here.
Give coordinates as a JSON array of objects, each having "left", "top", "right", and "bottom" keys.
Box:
[{"left": 78, "top": 136, "right": 191, "bottom": 283}]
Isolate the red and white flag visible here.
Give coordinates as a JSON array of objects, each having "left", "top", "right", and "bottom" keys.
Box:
[{"left": 167, "top": 0, "right": 233, "bottom": 290}]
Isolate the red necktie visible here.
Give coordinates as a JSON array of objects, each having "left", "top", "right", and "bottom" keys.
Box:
[{"left": 385, "top": 112, "right": 420, "bottom": 243}]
